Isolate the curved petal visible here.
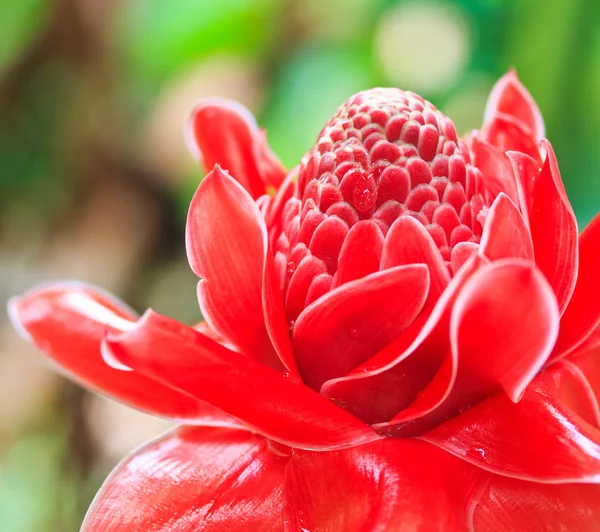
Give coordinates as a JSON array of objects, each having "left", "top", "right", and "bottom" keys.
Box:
[
  {"left": 552, "top": 212, "right": 600, "bottom": 360},
  {"left": 186, "top": 165, "right": 281, "bottom": 369},
  {"left": 484, "top": 70, "right": 545, "bottom": 142},
  {"left": 284, "top": 438, "right": 490, "bottom": 532},
  {"left": 530, "top": 140, "right": 578, "bottom": 314},
  {"left": 381, "top": 215, "right": 450, "bottom": 303},
  {"left": 334, "top": 220, "right": 384, "bottom": 287},
  {"left": 375, "top": 259, "right": 558, "bottom": 436},
  {"left": 321, "top": 254, "right": 487, "bottom": 426},
  {"left": 473, "top": 476, "right": 600, "bottom": 531},
  {"left": 104, "top": 310, "right": 379, "bottom": 451},
  {"left": 83, "top": 426, "right": 286, "bottom": 531},
  {"left": 505, "top": 150, "right": 540, "bottom": 225},
  {"left": 292, "top": 265, "right": 430, "bottom": 389},
  {"left": 568, "top": 335, "right": 600, "bottom": 412},
  {"left": 187, "top": 99, "right": 286, "bottom": 198},
  {"left": 7, "top": 283, "right": 238, "bottom": 425},
  {"left": 470, "top": 136, "right": 520, "bottom": 206},
  {"left": 481, "top": 112, "right": 541, "bottom": 163},
  {"left": 479, "top": 193, "right": 533, "bottom": 261},
  {"left": 422, "top": 362, "right": 600, "bottom": 483}
]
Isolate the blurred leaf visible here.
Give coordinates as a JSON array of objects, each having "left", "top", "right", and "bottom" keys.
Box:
[
  {"left": 0, "top": 0, "right": 52, "bottom": 75},
  {"left": 115, "top": 0, "right": 282, "bottom": 87},
  {"left": 263, "top": 43, "right": 376, "bottom": 167}
]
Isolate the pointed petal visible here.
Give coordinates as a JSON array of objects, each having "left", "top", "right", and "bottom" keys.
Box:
[
  {"left": 83, "top": 426, "right": 286, "bottom": 532},
  {"left": 334, "top": 220, "right": 384, "bottom": 287},
  {"left": 422, "top": 362, "right": 600, "bottom": 482},
  {"left": 552, "top": 212, "right": 600, "bottom": 360},
  {"left": 376, "top": 259, "right": 559, "bottom": 436},
  {"left": 285, "top": 438, "right": 490, "bottom": 532},
  {"left": 7, "top": 283, "right": 237, "bottom": 425},
  {"left": 322, "top": 254, "right": 487, "bottom": 426},
  {"left": 187, "top": 99, "right": 286, "bottom": 198},
  {"left": 479, "top": 193, "right": 533, "bottom": 261},
  {"left": 505, "top": 150, "right": 540, "bottom": 225},
  {"left": 484, "top": 71, "right": 545, "bottom": 142},
  {"left": 470, "top": 136, "right": 520, "bottom": 206},
  {"left": 381, "top": 215, "right": 450, "bottom": 303},
  {"left": 292, "top": 265, "right": 430, "bottom": 389},
  {"left": 481, "top": 112, "right": 541, "bottom": 163},
  {"left": 104, "top": 311, "right": 378, "bottom": 450},
  {"left": 530, "top": 140, "right": 578, "bottom": 314},
  {"left": 186, "top": 165, "right": 280, "bottom": 368},
  {"left": 474, "top": 476, "right": 600, "bottom": 531}
]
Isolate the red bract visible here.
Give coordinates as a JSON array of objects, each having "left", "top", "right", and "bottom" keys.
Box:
[{"left": 9, "top": 71, "right": 600, "bottom": 530}]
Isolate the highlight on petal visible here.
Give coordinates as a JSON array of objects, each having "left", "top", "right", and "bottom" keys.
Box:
[
  {"left": 470, "top": 135, "right": 520, "bottom": 206},
  {"left": 422, "top": 362, "right": 600, "bottom": 483},
  {"left": 529, "top": 140, "right": 578, "bottom": 314},
  {"left": 83, "top": 426, "right": 287, "bottom": 532},
  {"left": 7, "top": 283, "right": 237, "bottom": 425},
  {"left": 381, "top": 215, "right": 450, "bottom": 303},
  {"left": 322, "top": 254, "right": 488, "bottom": 426},
  {"left": 479, "top": 193, "right": 533, "bottom": 262},
  {"left": 473, "top": 475, "right": 600, "bottom": 531},
  {"left": 552, "top": 212, "right": 600, "bottom": 360},
  {"left": 186, "top": 165, "right": 281, "bottom": 369},
  {"left": 292, "top": 264, "right": 430, "bottom": 389},
  {"left": 104, "top": 310, "right": 379, "bottom": 451},
  {"left": 484, "top": 70, "right": 545, "bottom": 142},
  {"left": 285, "top": 437, "right": 490, "bottom": 532},
  {"left": 505, "top": 150, "right": 541, "bottom": 225},
  {"left": 374, "top": 258, "right": 559, "bottom": 437},
  {"left": 187, "top": 98, "right": 286, "bottom": 198}
]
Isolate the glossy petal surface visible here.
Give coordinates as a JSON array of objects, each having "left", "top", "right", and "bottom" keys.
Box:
[
  {"left": 285, "top": 438, "right": 489, "bottom": 532},
  {"left": 473, "top": 476, "right": 600, "bottom": 531},
  {"left": 7, "top": 283, "right": 233, "bottom": 424},
  {"left": 422, "top": 362, "right": 600, "bottom": 482},
  {"left": 553, "top": 212, "right": 600, "bottom": 359},
  {"left": 186, "top": 165, "right": 280, "bottom": 368},
  {"left": 105, "top": 310, "right": 378, "bottom": 450},
  {"left": 479, "top": 193, "right": 533, "bottom": 261},
  {"left": 292, "top": 264, "right": 429, "bottom": 389},
  {"left": 188, "top": 99, "right": 285, "bottom": 198},
  {"left": 483, "top": 70, "right": 545, "bottom": 142},
  {"left": 83, "top": 427, "right": 287, "bottom": 531},
  {"left": 529, "top": 140, "right": 578, "bottom": 314}
]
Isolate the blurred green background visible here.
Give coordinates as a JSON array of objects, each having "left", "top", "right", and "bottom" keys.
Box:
[{"left": 0, "top": 0, "right": 599, "bottom": 529}]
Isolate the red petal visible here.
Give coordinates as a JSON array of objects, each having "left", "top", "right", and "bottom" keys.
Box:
[
  {"left": 376, "top": 259, "right": 559, "bottom": 436},
  {"left": 529, "top": 140, "right": 578, "bottom": 314},
  {"left": 104, "top": 311, "right": 378, "bottom": 450},
  {"left": 479, "top": 193, "right": 533, "bottom": 261},
  {"left": 187, "top": 99, "right": 285, "bottom": 198},
  {"left": 285, "top": 438, "right": 490, "bottom": 532},
  {"left": 381, "top": 215, "right": 450, "bottom": 303},
  {"left": 470, "top": 136, "right": 520, "bottom": 206},
  {"left": 505, "top": 150, "right": 540, "bottom": 225},
  {"left": 552, "top": 212, "right": 600, "bottom": 359},
  {"left": 83, "top": 426, "right": 286, "bottom": 531},
  {"left": 186, "top": 165, "right": 281, "bottom": 369},
  {"left": 322, "top": 254, "right": 487, "bottom": 425},
  {"left": 422, "top": 362, "right": 600, "bottom": 482},
  {"left": 568, "top": 336, "right": 600, "bottom": 412},
  {"left": 292, "top": 265, "right": 430, "bottom": 389},
  {"left": 334, "top": 220, "right": 384, "bottom": 287},
  {"left": 7, "top": 283, "right": 236, "bottom": 425},
  {"left": 474, "top": 476, "right": 600, "bottom": 531},
  {"left": 481, "top": 112, "right": 541, "bottom": 163},
  {"left": 484, "top": 70, "right": 545, "bottom": 142}
]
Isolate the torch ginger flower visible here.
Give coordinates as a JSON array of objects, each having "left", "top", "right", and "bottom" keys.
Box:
[{"left": 9, "top": 71, "right": 600, "bottom": 530}]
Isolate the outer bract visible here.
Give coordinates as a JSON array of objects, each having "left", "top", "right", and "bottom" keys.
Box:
[{"left": 9, "top": 71, "right": 600, "bottom": 531}]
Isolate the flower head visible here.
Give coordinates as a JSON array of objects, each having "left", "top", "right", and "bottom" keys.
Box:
[{"left": 9, "top": 71, "right": 600, "bottom": 530}]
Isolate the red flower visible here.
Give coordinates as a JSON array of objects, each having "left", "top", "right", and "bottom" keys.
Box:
[{"left": 9, "top": 71, "right": 600, "bottom": 530}]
